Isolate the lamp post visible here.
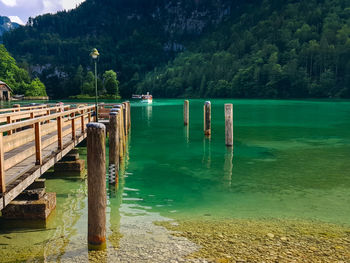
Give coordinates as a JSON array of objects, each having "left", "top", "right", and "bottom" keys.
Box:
[{"left": 90, "top": 48, "right": 100, "bottom": 122}]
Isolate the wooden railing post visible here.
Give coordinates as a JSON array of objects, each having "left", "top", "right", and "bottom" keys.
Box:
[
  {"left": 88, "top": 111, "right": 92, "bottom": 123},
  {"left": 57, "top": 115, "right": 63, "bottom": 150},
  {"left": 81, "top": 109, "right": 85, "bottom": 134},
  {"left": 71, "top": 112, "right": 76, "bottom": 140},
  {"left": 13, "top": 104, "right": 20, "bottom": 112},
  {"left": 35, "top": 122, "right": 42, "bottom": 165},
  {"left": 0, "top": 132, "right": 5, "bottom": 193},
  {"left": 7, "top": 116, "right": 12, "bottom": 135},
  {"left": 30, "top": 112, "right": 35, "bottom": 128},
  {"left": 46, "top": 109, "right": 51, "bottom": 123}
]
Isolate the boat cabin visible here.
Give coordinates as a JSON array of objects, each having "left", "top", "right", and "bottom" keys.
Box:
[{"left": 0, "top": 81, "right": 12, "bottom": 101}]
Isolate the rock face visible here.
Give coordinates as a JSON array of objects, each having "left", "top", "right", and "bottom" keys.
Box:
[{"left": 0, "top": 16, "right": 20, "bottom": 37}]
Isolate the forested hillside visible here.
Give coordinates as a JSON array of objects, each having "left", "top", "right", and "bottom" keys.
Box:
[
  {"left": 141, "top": 0, "right": 350, "bottom": 98},
  {"left": 3, "top": 0, "right": 350, "bottom": 99},
  {"left": 0, "top": 45, "right": 46, "bottom": 97}
]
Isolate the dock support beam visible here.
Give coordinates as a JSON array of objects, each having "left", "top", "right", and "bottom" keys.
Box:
[
  {"left": 225, "top": 104, "right": 233, "bottom": 147},
  {"left": 87, "top": 123, "right": 106, "bottom": 250},
  {"left": 184, "top": 100, "right": 189, "bottom": 126},
  {"left": 204, "top": 101, "right": 211, "bottom": 136}
]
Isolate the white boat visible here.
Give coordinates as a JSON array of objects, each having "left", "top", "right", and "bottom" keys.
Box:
[{"left": 141, "top": 92, "right": 153, "bottom": 104}]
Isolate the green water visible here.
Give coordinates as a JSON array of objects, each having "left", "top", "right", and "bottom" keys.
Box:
[{"left": 1, "top": 99, "right": 350, "bottom": 261}]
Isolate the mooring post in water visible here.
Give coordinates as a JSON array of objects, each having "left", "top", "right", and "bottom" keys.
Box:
[
  {"left": 109, "top": 112, "right": 119, "bottom": 185},
  {"left": 87, "top": 123, "right": 106, "bottom": 250},
  {"left": 204, "top": 101, "right": 211, "bottom": 136},
  {"left": 225, "top": 104, "right": 233, "bottom": 147},
  {"left": 184, "top": 100, "right": 189, "bottom": 126},
  {"left": 122, "top": 103, "right": 128, "bottom": 136},
  {"left": 127, "top": 101, "right": 131, "bottom": 131}
]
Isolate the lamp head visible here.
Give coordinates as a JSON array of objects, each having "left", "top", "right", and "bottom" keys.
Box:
[{"left": 90, "top": 48, "right": 100, "bottom": 59}]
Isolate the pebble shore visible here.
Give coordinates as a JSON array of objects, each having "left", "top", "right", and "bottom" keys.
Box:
[{"left": 158, "top": 218, "right": 350, "bottom": 263}]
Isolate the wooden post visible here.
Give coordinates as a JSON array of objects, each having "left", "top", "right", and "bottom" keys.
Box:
[
  {"left": 118, "top": 108, "right": 125, "bottom": 159},
  {"left": 184, "top": 100, "right": 189, "bottom": 126},
  {"left": 122, "top": 103, "right": 127, "bottom": 136},
  {"left": 30, "top": 112, "right": 35, "bottom": 128},
  {"left": 0, "top": 133, "right": 5, "bottom": 193},
  {"left": 46, "top": 109, "right": 50, "bottom": 123},
  {"left": 87, "top": 123, "right": 106, "bottom": 250},
  {"left": 127, "top": 101, "right": 131, "bottom": 131},
  {"left": 13, "top": 104, "right": 20, "bottom": 112},
  {"left": 109, "top": 112, "right": 119, "bottom": 185},
  {"left": 204, "top": 101, "right": 211, "bottom": 136},
  {"left": 81, "top": 110, "right": 85, "bottom": 134},
  {"left": 88, "top": 111, "right": 92, "bottom": 123},
  {"left": 7, "top": 116, "right": 12, "bottom": 135},
  {"left": 57, "top": 116, "right": 63, "bottom": 150},
  {"left": 34, "top": 122, "right": 42, "bottom": 165},
  {"left": 71, "top": 113, "right": 76, "bottom": 140},
  {"left": 225, "top": 104, "right": 233, "bottom": 147}
]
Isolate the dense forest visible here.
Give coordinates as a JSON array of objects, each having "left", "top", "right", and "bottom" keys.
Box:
[
  {"left": 3, "top": 0, "right": 350, "bottom": 99},
  {"left": 141, "top": 0, "right": 350, "bottom": 98},
  {"left": 0, "top": 45, "right": 47, "bottom": 97}
]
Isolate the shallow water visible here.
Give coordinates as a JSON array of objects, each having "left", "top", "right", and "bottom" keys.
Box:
[{"left": 0, "top": 99, "right": 350, "bottom": 262}]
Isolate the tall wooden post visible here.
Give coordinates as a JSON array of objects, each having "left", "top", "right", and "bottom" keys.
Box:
[
  {"left": 117, "top": 108, "right": 125, "bottom": 159},
  {"left": 225, "top": 104, "right": 233, "bottom": 147},
  {"left": 87, "top": 123, "right": 106, "bottom": 250},
  {"left": 0, "top": 133, "right": 5, "bottom": 193},
  {"left": 109, "top": 112, "right": 119, "bottom": 185},
  {"left": 184, "top": 100, "right": 189, "bottom": 126},
  {"left": 204, "top": 101, "right": 211, "bottom": 136},
  {"left": 122, "top": 103, "right": 127, "bottom": 136},
  {"left": 127, "top": 101, "right": 131, "bottom": 131},
  {"left": 34, "top": 122, "right": 42, "bottom": 165}
]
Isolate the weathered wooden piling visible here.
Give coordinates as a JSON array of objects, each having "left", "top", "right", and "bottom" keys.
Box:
[
  {"left": 184, "top": 100, "right": 189, "bottom": 126},
  {"left": 122, "top": 103, "right": 127, "bottom": 136},
  {"left": 204, "top": 101, "right": 211, "bottom": 136},
  {"left": 127, "top": 101, "right": 131, "bottom": 130},
  {"left": 109, "top": 112, "right": 119, "bottom": 185},
  {"left": 87, "top": 123, "right": 106, "bottom": 250},
  {"left": 225, "top": 104, "right": 233, "bottom": 147}
]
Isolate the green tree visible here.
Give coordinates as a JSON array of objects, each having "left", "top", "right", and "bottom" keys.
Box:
[
  {"left": 103, "top": 70, "right": 119, "bottom": 96},
  {"left": 25, "top": 78, "right": 47, "bottom": 96}
]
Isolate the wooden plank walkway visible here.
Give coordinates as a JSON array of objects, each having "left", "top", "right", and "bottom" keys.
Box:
[{"left": 0, "top": 105, "right": 95, "bottom": 210}]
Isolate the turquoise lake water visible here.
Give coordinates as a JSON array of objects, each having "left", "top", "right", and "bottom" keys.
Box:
[{"left": 0, "top": 99, "right": 349, "bottom": 261}]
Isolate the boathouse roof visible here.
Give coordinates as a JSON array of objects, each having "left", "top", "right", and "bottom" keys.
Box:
[{"left": 0, "top": 81, "right": 13, "bottom": 92}]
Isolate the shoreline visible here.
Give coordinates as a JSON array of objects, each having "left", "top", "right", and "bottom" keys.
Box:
[{"left": 158, "top": 217, "right": 350, "bottom": 262}]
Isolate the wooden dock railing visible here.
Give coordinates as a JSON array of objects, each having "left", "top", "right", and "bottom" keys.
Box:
[{"left": 0, "top": 105, "right": 95, "bottom": 195}]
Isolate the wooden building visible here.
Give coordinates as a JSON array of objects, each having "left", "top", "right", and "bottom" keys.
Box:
[{"left": 0, "top": 81, "right": 12, "bottom": 101}]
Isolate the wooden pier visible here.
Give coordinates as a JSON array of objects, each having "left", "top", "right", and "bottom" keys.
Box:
[{"left": 0, "top": 104, "right": 95, "bottom": 210}]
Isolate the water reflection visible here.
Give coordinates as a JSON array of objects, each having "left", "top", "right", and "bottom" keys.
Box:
[
  {"left": 224, "top": 147, "right": 234, "bottom": 187},
  {"left": 146, "top": 105, "right": 152, "bottom": 127},
  {"left": 202, "top": 136, "right": 211, "bottom": 169},
  {"left": 108, "top": 138, "right": 129, "bottom": 250},
  {"left": 184, "top": 125, "right": 189, "bottom": 145}
]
